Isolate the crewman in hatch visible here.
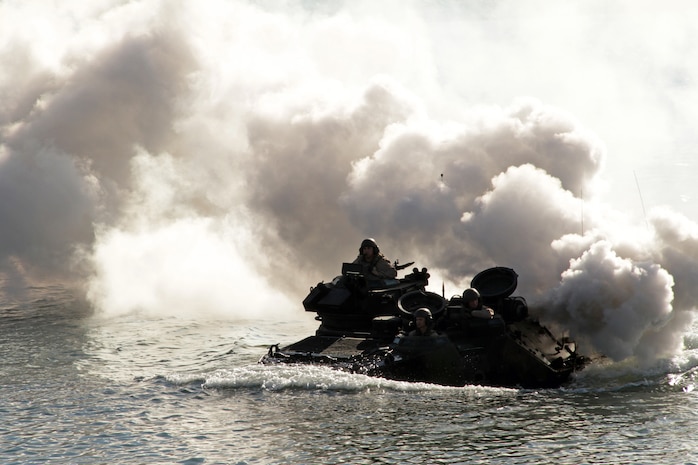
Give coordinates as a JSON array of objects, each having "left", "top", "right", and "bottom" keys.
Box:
[
  {"left": 408, "top": 307, "right": 438, "bottom": 337},
  {"left": 462, "top": 288, "right": 494, "bottom": 319},
  {"left": 352, "top": 238, "right": 397, "bottom": 280}
]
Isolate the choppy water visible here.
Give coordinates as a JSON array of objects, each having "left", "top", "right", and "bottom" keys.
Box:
[{"left": 2, "top": 287, "right": 698, "bottom": 464}]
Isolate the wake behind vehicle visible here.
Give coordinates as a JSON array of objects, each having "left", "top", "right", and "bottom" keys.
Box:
[{"left": 260, "top": 264, "right": 587, "bottom": 388}]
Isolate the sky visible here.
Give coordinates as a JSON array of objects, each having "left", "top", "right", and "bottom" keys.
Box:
[{"left": 1, "top": 0, "right": 698, "bottom": 363}]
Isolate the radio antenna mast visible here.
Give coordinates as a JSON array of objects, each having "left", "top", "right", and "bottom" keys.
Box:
[
  {"left": 579, "top": 187, "right": 584, "bottom": 236},
  {"left": 633, "top": 170, "right": 649, "bottom": 231}
]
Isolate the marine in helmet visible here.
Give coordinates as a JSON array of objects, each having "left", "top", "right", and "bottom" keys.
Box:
[
  {"left": 352, "top": 238, "right": 397, "bottom": 280},
  {"left": 462, "top": 288, "right": 494, "bottom": 319},
  {"left": 408, "top": 307, "right": 437, "bottom": 336}
]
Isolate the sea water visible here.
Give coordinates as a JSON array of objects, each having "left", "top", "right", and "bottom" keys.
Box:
[{"left": 1, "top": 287, "right": 697, "bottom": 465}]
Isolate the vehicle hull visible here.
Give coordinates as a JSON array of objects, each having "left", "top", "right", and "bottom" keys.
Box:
[{"left": 260, "top": 266, "right": 587, "bottom": 388}]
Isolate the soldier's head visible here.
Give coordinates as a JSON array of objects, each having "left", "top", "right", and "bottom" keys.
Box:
[
  {"left": 462, "top": 288, "right": 481, "bottom": 308},
  {"left": 413, "top": 307, "right": 433, "bottom": 332},
  {"left": 359, "top": 238, "right": 379, "bottom": 258}
]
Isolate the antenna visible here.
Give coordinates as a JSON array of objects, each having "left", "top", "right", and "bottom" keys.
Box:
[
  {"left": 579, "top": 187, "right": 584, "bottom": 236},
  {"left": 633, "top": 170, "right": 649, "bottom": 231}
]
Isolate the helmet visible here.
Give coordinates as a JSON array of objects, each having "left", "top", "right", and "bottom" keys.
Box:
[
  {"left": 462, "top": 288, "right": 480, "bottom": 302},
  {"left": 413, "top": 307, "right": 433, "bottom": 322},
  {"left": 359, "top": 238, "right": 380, "bottom": 254}
]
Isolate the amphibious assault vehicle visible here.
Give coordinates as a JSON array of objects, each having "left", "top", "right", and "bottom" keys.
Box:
[{"left": 260, "top": 264, "right": 587, "bottom": 388}]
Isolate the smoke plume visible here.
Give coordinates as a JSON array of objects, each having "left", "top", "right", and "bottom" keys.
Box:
[{"left": 1, "top": 0, "right": 697, "bottom": 362}]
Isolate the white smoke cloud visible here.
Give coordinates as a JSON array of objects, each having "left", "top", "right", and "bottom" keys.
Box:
[
  {"left": 83, "top": 149, "right": 294, "bottom": 318},
  {"left": 340, "top": 99, "right": 602, "bottom": 286},
  {"left": 542, "top": 241, "right": 678, "bottom": 361},
  {"left": 0, "top": 0, "right": 697, "bottom": 364}
]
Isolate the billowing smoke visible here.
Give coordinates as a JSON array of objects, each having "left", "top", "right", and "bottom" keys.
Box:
[{"left": 1, "top": 1, "right": 696, "bottom": 363}]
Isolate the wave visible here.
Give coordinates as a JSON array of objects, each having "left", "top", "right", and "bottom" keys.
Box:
[{"left": 167, "top": 364, "right": 511, "bottom": 396}]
